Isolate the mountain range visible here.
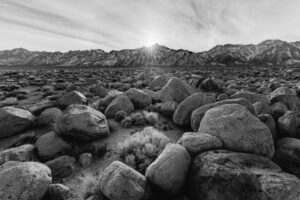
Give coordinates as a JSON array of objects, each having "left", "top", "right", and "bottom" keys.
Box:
[{"left": 1, "top": 39, "right": 300, "bottom": 67}]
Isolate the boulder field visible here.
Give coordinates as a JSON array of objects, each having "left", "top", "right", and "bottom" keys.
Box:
[{"left": 0, "top": 66, "right": 299, "bottom": 200}]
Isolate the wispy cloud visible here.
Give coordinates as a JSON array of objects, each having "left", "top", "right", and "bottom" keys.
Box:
[{"left": 0, "top": 0, "right": 299, "bottom": 52}]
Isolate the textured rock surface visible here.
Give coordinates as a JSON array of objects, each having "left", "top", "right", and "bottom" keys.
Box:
[
  {"left": 0, "top": 107, "right": 35, "bottom": 138},
  {"left": 0, "top": 161, "right": 52, "bottom": 200},
  {"left": 145, "top": 143, "right": 191, "bottom": 196},
  {"left": 191, "top": 98, "right": 256, "bottom": 131},
  {"left": 104, "top": 95, "right": 134, "bottom": 118},
  {"left": 173, "top": 92, "right": 215, "bottom": 126},
  {"left": 186, "top": 150, "right": 300, "bottom": 200},
  {"left": 198, "top": 104, "right": 274, "bottom": 158},
  {"left": 56, "top": 104, "right": 109, "bottom": 141},
  {"left": 100, "top": 161, "right": 146, "bottom": 200}
]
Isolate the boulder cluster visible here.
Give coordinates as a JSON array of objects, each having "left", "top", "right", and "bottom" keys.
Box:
[{"left": 0, "top": 66, "right": 300, "bottom": 200}]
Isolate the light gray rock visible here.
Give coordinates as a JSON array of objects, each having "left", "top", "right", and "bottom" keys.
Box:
[
  {"left": 0, "top": 144, "right": 34, "bottom": 165},
  {"left": 100, "top": 161, "right": 146, "bottom": 200},
  {"left": 104, "top": 95, "right": 134, "bottom": 118},
  {"left": 199, "top": 104, "right": 274, "bottom": 159},
  {"left": 0, "top": 107, "right": 35, "bottom": 138},
  {"left": 56, "top": 105, "right": 109, "bottom": 141},
  {"left": 145, "top": 143, "right": 191, "bottom": 196},
  {"left": 191, "top": 98, "right": 256, "bottom": 131},
  {"left": 173, "top": 93, "right": 215, "bottom": 126},
  {"left": 0, "top": 161, "right": 52, "bottom": 200},
  {"left": 178, "top": 132, "right": 223, "bottom": 155},
  {"left": 160, "top": 77, "right": 197, "bottom": 103},
  {"left": 186, "top": 150, "right": 300, "bottom": 200},
  {"left": 36, "top": 131, "right": 71, "bottom": 161}
]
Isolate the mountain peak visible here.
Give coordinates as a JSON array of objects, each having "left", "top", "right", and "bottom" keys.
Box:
[{"left": 1, "top": 39, "right": 300, "bottom": 67}]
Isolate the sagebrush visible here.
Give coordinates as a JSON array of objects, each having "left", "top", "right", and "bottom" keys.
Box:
[{"left": 117, "top": 126, "right": 169, "bottom": 174}]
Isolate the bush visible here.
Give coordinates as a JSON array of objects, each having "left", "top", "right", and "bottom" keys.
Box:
[
  {"left": 121, "top": 116, "right": 133, "bottom": 128},
  {"left": 143, "top": 111, "right": 158, "bottom": 125},
  {"left": 78, "top": 172, "right": 100, "bottom": 200},
  {"left": 117, "top": 127, "right": 169, "bottom": 174},
  {"left": 114, "top": 110, "right": 127, "bottom": 122},
  {"left": 131, "top": 112, "right": 146, "bottom": 125}
]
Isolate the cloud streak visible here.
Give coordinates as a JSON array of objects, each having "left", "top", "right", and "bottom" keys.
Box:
[{"left": 0, "top": 0, "right": 300, "bottom": 52}]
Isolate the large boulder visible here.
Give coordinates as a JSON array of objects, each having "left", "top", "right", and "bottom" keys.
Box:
[
  {"left": 278, "top": 111, "right": 300, "bottom": 138},
  {"left": 91, "top": 86, "right": 108, "bottom": 98},
  {"left": 0, "top": 107, "right": 35, "bottom": 138},
  {"left": 231, "top": 92, "right": 270, "bottom": 104},
  {"left": 178, "top": 132, "right": 223, "bottom": 155},
  {"left": 191, "top": 98, "right": 256, "bottom": 131},
  {"left": 99, "top": 161, "right": 147, "bottom": 200},
  {"left": 104, "top": 95, "right": 134, "bottom": 118},
  {"left": 160, "top": 101, "right": 178, "bottom": 118},
  {"left": 149, "top": 76, "right": 171, "bottom": 90},
  {"left": 275, "top": 138, "right": 300, "bottom": 177},
  {"left": 0, "top": 144, "right": 35, "bottom": 165},
  {"left": 36, "top": 131, "right": 71, "bottom": 161},
  {"left": 45, "top": 156, "right": 75, "bottom": 181},
  {"left": 56, "top": 105, "right": 109, "bottom": 141},
  {"left": 145, "top": 143, "right": 191, "bottom": 196},
  {"left": 198, "top": 104, "right": 274, "bottom": 158},
  {"left": 258, "top": 114, "right": 277, "bottom": 140},
  {"left": 186, "top": 150, "right": 300, "bottom": 200},
  {"left": 0, "top": 161, "right": 52, "bottom": 200},
  {"left": 125, "top": 88, "right": 152, "bottom": 109},
  {"left": 160, "top": 77, "right": 196, "bottom": 103},
  {"left": 173, "top": 93, "right": 215, "bottom": 126},
  {"left": 36, "top": 107, "right": 62, "bottom": 127},
  {"left": 270, "top": 87, "right": 300, "bottom": 109},
  {"left": 58, "top": 90, "right": 87, "bottom": 108}
]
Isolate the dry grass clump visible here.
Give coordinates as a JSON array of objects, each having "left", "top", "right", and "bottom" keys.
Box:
[
  {"left": 120, "top": 111, "right": 158, "bottom": 128},
  {"left": 78, "top": 172, "right": 100, "bottom": 200},
  {"left": 117, "top": 127, "right": 169, "bottom": 174}
]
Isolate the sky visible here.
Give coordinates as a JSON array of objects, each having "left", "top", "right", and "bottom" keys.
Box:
[{"left": 0, "top": 0, "right": 300, "bottom": 52}]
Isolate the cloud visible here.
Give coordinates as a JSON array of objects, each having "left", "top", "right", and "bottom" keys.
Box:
[{"left": 0, "top": 0, "right": 299, "bottom": 52}]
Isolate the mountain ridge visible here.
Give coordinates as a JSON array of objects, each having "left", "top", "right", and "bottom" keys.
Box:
[{"left": 1, "top": 39, "right": 300, "bottom": 67}]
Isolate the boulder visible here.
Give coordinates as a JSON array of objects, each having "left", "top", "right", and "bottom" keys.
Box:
[
  {"left": 36, "top": 107, "right": 62, "bottom": 127},
  {"left": 178, "top": 132, "right": 223, "bottom": 155},
  {"left": 91, "top": 86, "right": 108, "bottom": 98},
  {"left": 160, "top": 101, "right": 178, "bottom": 118},
  {"left": 275, "top": 138, "right": 300, "bottom": 177},
  {"left": 58, "top": 90, "right": 87, "bottom": 107},
  {"left": 99, "top": 161, "right": 147, "bottom": 200},
  {"left": 231, "top": 92, "right": 269, "bottom": 104},
  {"left": 258, "top": 114, "right": 277, "bottom": 140},
  {"left": 0, "top": 107, "right": 35, "bottom": 138},
  {"left": 191, "top": 98, "right": 255, "bottom": 131},
  {"left": 0, "top": 161, "right": 52, "bottom": 200},
  {"left": 160, "top": 77, "right": 196, "bottom": 103},
  {"left": 198, "top": 104, "right": 274, "bottom": 158},
  {"left": 145, "top": 143, "right": 191, "bottom": 196},
  {"left": 270, "top": 87, "right": 300, "bottom": 109},
  {"left": 200, "top": 78, "right": 220, "bottom": 91},
  {"left": 43, "top": 184, "right": 71, "bottom": 200},
  {"left": 0, "top": 144, "right": 34, "bottom": 165},
  {"left": 253, "top": 101, "right": 272, "bottom": 115},
  {"left": 186, "top": 150, "right": 300, "bottom": 200},
  {"left": 272, "top": 101, "right": 289, "bottom": 119},
  {"left": 105, "top": 95, "right": 134, "bottom": 118},
  {"left": 56, "top": 105, "right": 109, "bottom": 141},
  {"left": 36, "top": 131, "right": 71, "bottom": 161},
  {"left": 173, "top": 93, "right": 215, "bottom": 126},
  {"left": 45, "top": 156, "right": 76, "bottom": 181},
  {"left": 278, "top": 111, "right": 300, "bottom": 138},
  {"left": 149, "top": 76, "right": 171, "bottom": 90},
  {"left": 125, "top": 88, "right": 152, "bottom": 109}
]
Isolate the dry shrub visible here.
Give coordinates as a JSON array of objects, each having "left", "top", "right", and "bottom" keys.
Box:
[
  {"left": 117, "top": 127, "right": 169, "bottom": 174},
  {"left": 78, "top": 172, "right": 100, "bottom": 200}
]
